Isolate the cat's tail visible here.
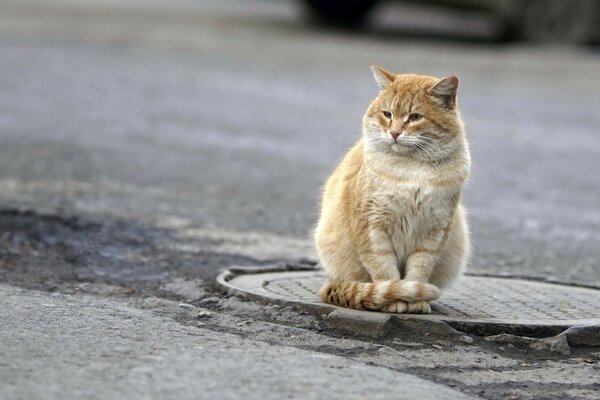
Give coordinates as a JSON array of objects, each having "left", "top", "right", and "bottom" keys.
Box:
[{"left": 320, "top": 280, "right": 440, "bottom": 311}]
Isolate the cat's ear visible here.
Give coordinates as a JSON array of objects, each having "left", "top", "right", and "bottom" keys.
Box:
[
  {"left": 370, "top": 64, "right": 395, "bottom": 91},
  {"left": 429, "top": 75, "right": 459, "bottom": 109}
]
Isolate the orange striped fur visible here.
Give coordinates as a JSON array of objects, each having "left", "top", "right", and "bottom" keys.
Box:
[{"left": 315, "top": 66, "right": 470, "bottom": 314}]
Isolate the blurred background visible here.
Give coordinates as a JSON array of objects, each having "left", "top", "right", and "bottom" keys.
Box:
[{"left": 0, "top": 0, "right": 599, "bottom": 286}]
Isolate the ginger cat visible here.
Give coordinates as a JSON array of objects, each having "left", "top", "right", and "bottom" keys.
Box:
[{"left": 315, "top": 65, "right": 470, "bottom": 314}]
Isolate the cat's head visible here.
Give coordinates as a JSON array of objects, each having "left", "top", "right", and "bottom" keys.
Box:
[{"left": 363, "top": 65, "right": 465, "bottom": 162}]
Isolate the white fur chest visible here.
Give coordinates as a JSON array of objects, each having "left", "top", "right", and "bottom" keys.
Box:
[{"left": 369, "top": 178, "right": 457, "bottom": 261}]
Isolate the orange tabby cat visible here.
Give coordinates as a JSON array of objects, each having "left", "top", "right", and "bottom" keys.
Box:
[{"left": 315, "top": 65, "right": 470, "bottom": 313}]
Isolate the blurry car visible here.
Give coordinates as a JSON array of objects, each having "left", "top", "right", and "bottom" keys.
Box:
[{"left": 300, "top": 0, "right": 600, "bottom": 44}]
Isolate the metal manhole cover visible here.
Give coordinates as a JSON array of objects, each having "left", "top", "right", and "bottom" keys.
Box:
[{"left": 218, "top": 268, "right": 600, "bottom": 332}]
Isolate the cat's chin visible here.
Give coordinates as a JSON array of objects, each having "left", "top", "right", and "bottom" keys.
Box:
[{"left": 390, "top": 143, "right": 412, "bottom": 154}]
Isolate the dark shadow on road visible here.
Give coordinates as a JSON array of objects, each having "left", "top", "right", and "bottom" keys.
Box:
[{"left": 0, "top": 209, "right": 274, "bottom": 296}]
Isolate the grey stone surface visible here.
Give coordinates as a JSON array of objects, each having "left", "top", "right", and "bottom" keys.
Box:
[
  {"left": 325, "top": 308, "right": 392, "bottom": 338},
  {"left": 0, "top": 284, "right": 476, "bottom": 400},
  {"left": 439, "top": 361, "right": 600, "bottom": 387},
  {"left": 459, "top": 335, "right": 474, "bottom": 344},
  {"left": 484, "top": 333, "right": 571, "bottom": 355},
  {"left": 564, "top": 325, "right": 600, "bottom": 347},
  {"left": 529, "top": 334, "right": 571, "bottom": 355}
]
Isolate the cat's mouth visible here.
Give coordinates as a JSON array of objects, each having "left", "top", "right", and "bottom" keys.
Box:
[
  {"left": 390, "top": 142, "right": 413, "bottom": 154},
  {"left": 388, "top": 133, "right": 415, "bottom": 146},
  {"left": 392, "top": 138, "right": 418, "bottom": 147}
]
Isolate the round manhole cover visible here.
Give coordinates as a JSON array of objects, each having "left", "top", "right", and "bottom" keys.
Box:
[{"left": 218, "top": 268, "right": 600, "bottom": 333}]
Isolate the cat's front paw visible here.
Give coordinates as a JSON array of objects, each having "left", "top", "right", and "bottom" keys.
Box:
[
  {"left": 406, "top": 301, "right": 431, "bottom": 314},
  {"left": 382, "top": 301, "right": 408, "bottom": 313}
]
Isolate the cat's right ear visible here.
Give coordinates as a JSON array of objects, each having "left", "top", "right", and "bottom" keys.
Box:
[
  {"left": 429, "top": 76, "right": 459, "bottom": 109},
  {"left": 370, "top": 64, "right": 395, "bottom": 91}
]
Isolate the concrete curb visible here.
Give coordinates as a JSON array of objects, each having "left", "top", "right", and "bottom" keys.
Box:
[{"left": 218, "top": 265, "right": 600, "bottom": 344}]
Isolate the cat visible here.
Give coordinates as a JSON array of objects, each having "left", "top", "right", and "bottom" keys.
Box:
[{"left": 315, "top": 65, "right": 470, "bottom": 314}]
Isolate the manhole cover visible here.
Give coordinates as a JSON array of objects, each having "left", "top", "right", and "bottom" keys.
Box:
[{"left": 218, "top": 267, "right": 600, "bottom": 334}]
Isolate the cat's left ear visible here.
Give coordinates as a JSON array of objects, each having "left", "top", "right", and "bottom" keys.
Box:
[
  {"left": 429, "top": 75, "right": 459, "bottom": 109},
  {"left": 370, "top": 64, "right": 395, "bottom": 91}
]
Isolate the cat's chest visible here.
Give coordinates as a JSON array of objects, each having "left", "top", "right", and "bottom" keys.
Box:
[{"left": 371, "top": 183, "right": 453, "bottom": 232}]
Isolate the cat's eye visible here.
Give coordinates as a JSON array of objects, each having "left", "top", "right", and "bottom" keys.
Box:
[
  {"left": 408, "top": 113, "right": 422, "bottom": 122},
  {"left": 382, "top": 111, "right": 392, "bottom": 119}
]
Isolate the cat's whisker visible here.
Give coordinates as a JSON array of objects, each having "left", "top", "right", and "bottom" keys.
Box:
[
  {"left": 414, "top": 142, "right": 440, "bottom": 165},
  {"left": 415, "top": 136, "right": 454, "bottom": 165},
  {"left": 413, "top": 138, "right": 444, "bottom": 164}
]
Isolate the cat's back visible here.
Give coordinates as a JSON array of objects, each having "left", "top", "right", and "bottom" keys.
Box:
[
  {"left": 316, "top": 138, "right": 366, "bottom": 238},
  {"left": 322, "top": 138, "right": 365, "bottom": 202}
]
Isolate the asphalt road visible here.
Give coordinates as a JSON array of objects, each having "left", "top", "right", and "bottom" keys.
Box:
[
  {"left": 1, "top": 1, "right": 600, "bottom": 399},
  {"left": 2, "top": 284, "right": 478, "bottom": 400},
  {"left": 1, "top": 0, "right": 599, "bottom": 286}
]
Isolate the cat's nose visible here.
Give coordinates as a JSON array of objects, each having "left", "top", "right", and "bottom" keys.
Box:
[{"left": 390, "top": 131, "right": 401, "bottom": 141}]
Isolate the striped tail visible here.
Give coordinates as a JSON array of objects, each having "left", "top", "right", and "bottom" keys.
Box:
[{"left": 320, "top": 280, "right": 440, "bottom": 311}]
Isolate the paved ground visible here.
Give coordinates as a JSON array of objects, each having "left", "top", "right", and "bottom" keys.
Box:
[
  {"left": 3, "top": 284, "right": 481, "bottom": 400},
  {"left": 1, "top": 0, "right": 600, "bottom": 399}
]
